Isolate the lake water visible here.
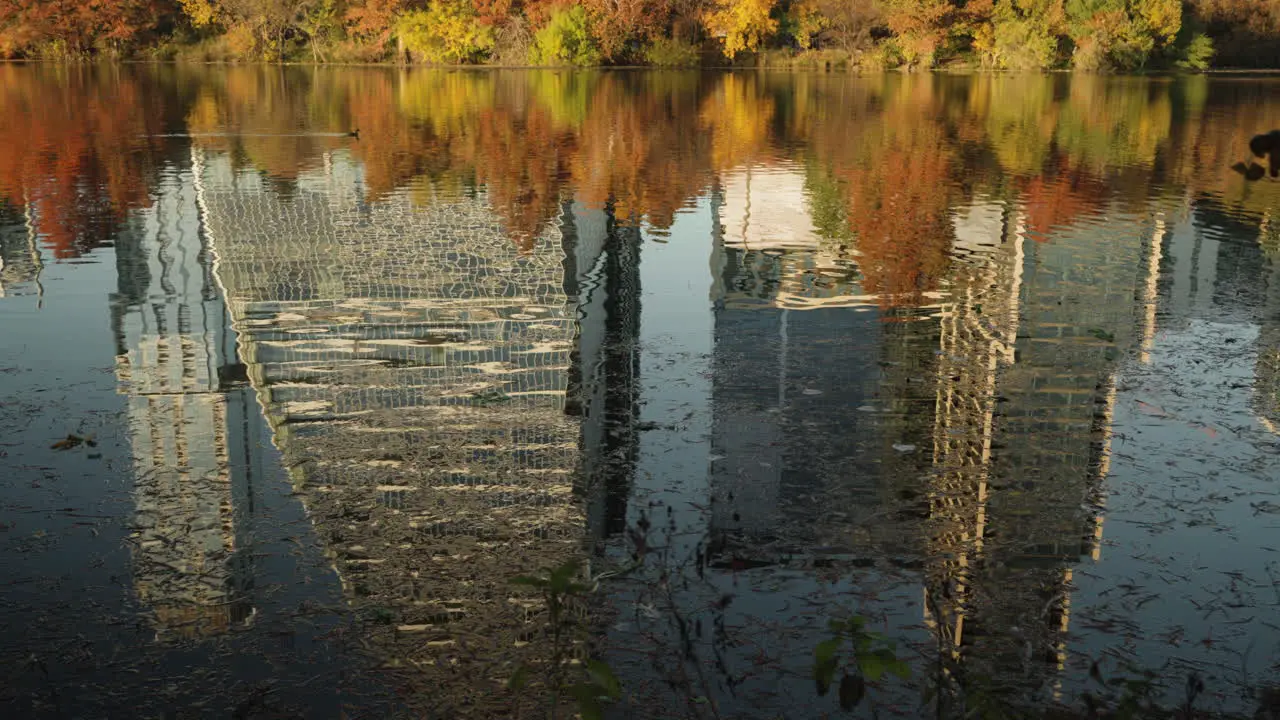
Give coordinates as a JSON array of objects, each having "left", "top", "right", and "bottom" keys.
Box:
[{"left": 2, "top": 65, "right": 1280, "bottom": 718}]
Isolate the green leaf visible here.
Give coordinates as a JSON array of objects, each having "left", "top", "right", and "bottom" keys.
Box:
[
  {"left": 814, "top": 638, "right": 840, "bottom": 666},
  {"left": 814, "top": 664, "right": 836, "bottom": 697},
  {"left": 838, "top": 673, "right": 866, "bottom": 711},
  {"left": 860, "top": 653, "right": 885, "bottom": 682},
  {"left": 813, "top": 644, "right": 838, "bottom": 698},
  {"left": 548, "top": 559, "right": 582, "bottom": 594},
  {"left": 586, "top": 660, "right": 621, "bottom": 700},
  {"left": 510, "top": 575, "right": 547, "bottom": 588},
  {"left": 506, "top": 664, "right": 530, "bottom": 692},
  {"left": 887, "top": 659, "right": 912, "bottom": 680}
]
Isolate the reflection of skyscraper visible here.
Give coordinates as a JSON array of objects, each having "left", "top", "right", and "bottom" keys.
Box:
[
  {"left": 192, "top": 147, "right": 613, "bottom": 714},
  {"left": 566, "top": 199, "right": 642, "bottom": 543},
  {"left": 111, "top": 168, "right": 249, "bottom": 639},
  {"left": 923, "top": 201, "right": 1023, "bottom": 662},
  {"left": 0, "top": 201, "right": 42, "bottom": 298},
  {"left": 1192, "top": 200, "right": 1280, "bottom": 433},
  {"left": 708, "top": 166, "right": 916, "bottom": 550},
  {"left": 923, "top": 199, "right": 1149, "bottom": 695}
]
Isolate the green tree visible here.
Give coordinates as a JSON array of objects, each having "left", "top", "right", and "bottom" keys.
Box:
[
  {"left": 529, "top": 5, "right": 602, "bottom": 66},
  {"left": 781, "top": 0, "right": 828, "bottom": 50},
  {"left": 1065, "top": 0, "right": 1182, "bottom": 70}
]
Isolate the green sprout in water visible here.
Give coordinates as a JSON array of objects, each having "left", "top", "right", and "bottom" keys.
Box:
[
  {"left": 508, "top": 560, "right": 620, "bottom": 720},
  {"left": 812, "top": 614, "right": 911, "bottom": 712}
]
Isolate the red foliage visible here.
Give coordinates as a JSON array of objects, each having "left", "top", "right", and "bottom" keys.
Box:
[
  {"left": 0, "top": 0, "right": 178, "bottom": 55},
  {"left": 344, "top": 0, "right": 411, "bottom": 43},
  {"left": 0, "top": 67, "right": 168, "bottom": 258},
  {"left": 1021, "top": 166, "right": 1110, "bottom": 239}
]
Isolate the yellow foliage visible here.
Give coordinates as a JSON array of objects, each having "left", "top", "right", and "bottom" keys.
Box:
[
  {"left": 179, "top": 0, "right": 221, "bottom": 27},
  {"left": 698, "top": 73, "right": 775, "bottom": 170},
  {"left": 398, "top": 1, "right": 495, "bottom": 64},
  {"left": 705, "top": 0, "right": 779, "bottom": 59},
  {"left": 788, "top": 0, "right": 828, "bottom": 50},
  {"left": 1135, "top": 0, "right": 1182, "bottom": 43}
]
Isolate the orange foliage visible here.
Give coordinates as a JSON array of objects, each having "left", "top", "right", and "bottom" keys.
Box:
[
  {"left": 842, "top": 144, "right": 954, "bottom": 303},
  {"left": 345, "top": 0, "right": 411, "bottom": 44},
  {"left": 581, "top": 0, "right": 669, "bottom": 57},
  {"left": 0, "top": 0, "right": 177, "bottom": 56},
  {"left": 569, "top": 74, "right": 712, "bottom": 227},
  {"left": 462, "top": 108, "right": 578, "bottom": 249}
]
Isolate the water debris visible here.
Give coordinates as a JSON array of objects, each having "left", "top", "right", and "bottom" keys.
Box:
[
  {"left": 50, "top": 433, "right": 95, "bottom": 451},
  {"left": 1086, "top": 327, "right": 1116, "bottom": 342},
  {"left": 469, "top": 387, "right": 511, "bottom": 404},
  {"left": 892, "top": 444, "right": 917, "bottom": 453}
]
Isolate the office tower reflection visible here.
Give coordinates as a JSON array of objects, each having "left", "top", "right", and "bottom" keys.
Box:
[
  {"left": 191, "top": 146, "right": 640, "bottom": 713},
  {"left": 924, "top": 201, "right": 1151, "bottom": 700},
  {"left": 111, "top": 168, "right": 250, "bottom": 639},
  {"left": 0, "top": 201, "right": 41, "bottom": 297}
]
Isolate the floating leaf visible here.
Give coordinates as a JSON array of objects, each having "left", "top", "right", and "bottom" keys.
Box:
[{"left": 50, "top": 434, "right": 84, "bottom": 451}]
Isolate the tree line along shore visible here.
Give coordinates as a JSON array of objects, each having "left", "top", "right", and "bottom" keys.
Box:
[{"left": 1, "top": 1, "right": 1279, "bottom": 71}]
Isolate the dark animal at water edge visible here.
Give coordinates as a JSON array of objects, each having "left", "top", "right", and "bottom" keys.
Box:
[{"left": 1234, "top": 130, "right": 1280, "bottom": 180}]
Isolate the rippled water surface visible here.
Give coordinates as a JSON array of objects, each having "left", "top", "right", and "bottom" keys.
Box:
[{"left": 3, "top": 66, "right": 1280, "bottom": 718}]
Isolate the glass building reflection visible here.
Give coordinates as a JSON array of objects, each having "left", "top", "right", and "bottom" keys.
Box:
[
  {"left": 188, "top": 146, "right": 643, "bottom": 713},
  {"left": 109, "top": 166, "right": 253, "bottom": 639}
]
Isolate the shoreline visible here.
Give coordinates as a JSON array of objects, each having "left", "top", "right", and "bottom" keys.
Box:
[{"left": 8, "top": 58, "right": 1280, "bottom": 74}]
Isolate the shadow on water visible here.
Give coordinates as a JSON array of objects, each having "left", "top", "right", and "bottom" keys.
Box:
[{"left": 2, "top": 66, "right": 1280, "bottom": 718}]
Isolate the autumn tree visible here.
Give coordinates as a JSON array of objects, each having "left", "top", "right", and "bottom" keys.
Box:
[
  {"left": 803, "top": 0, "right": 883, "bottom": 51},
  {"left": 345, "top": 0, "right": 409, "bottom": 44},
  {"left": 180, "top": 0, "right": 321, "bottom": 60},
  {"left": 973, "top": 0, "right": 1065, "bottom": 69},
  {"left": 398, "top": 0, "right": 495, "bottom": 63},
  {"left": 879, "top": 0, "right": 963, "bottom": 66},
  {"left": 582, "top": 0, "right": 669, "bottom": 60},
  {"left": 704, "top": 0, "right": 778, "bottom": 59},
  {"left": 0, "top": 0, "right": 181, "bottom": 57}
]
